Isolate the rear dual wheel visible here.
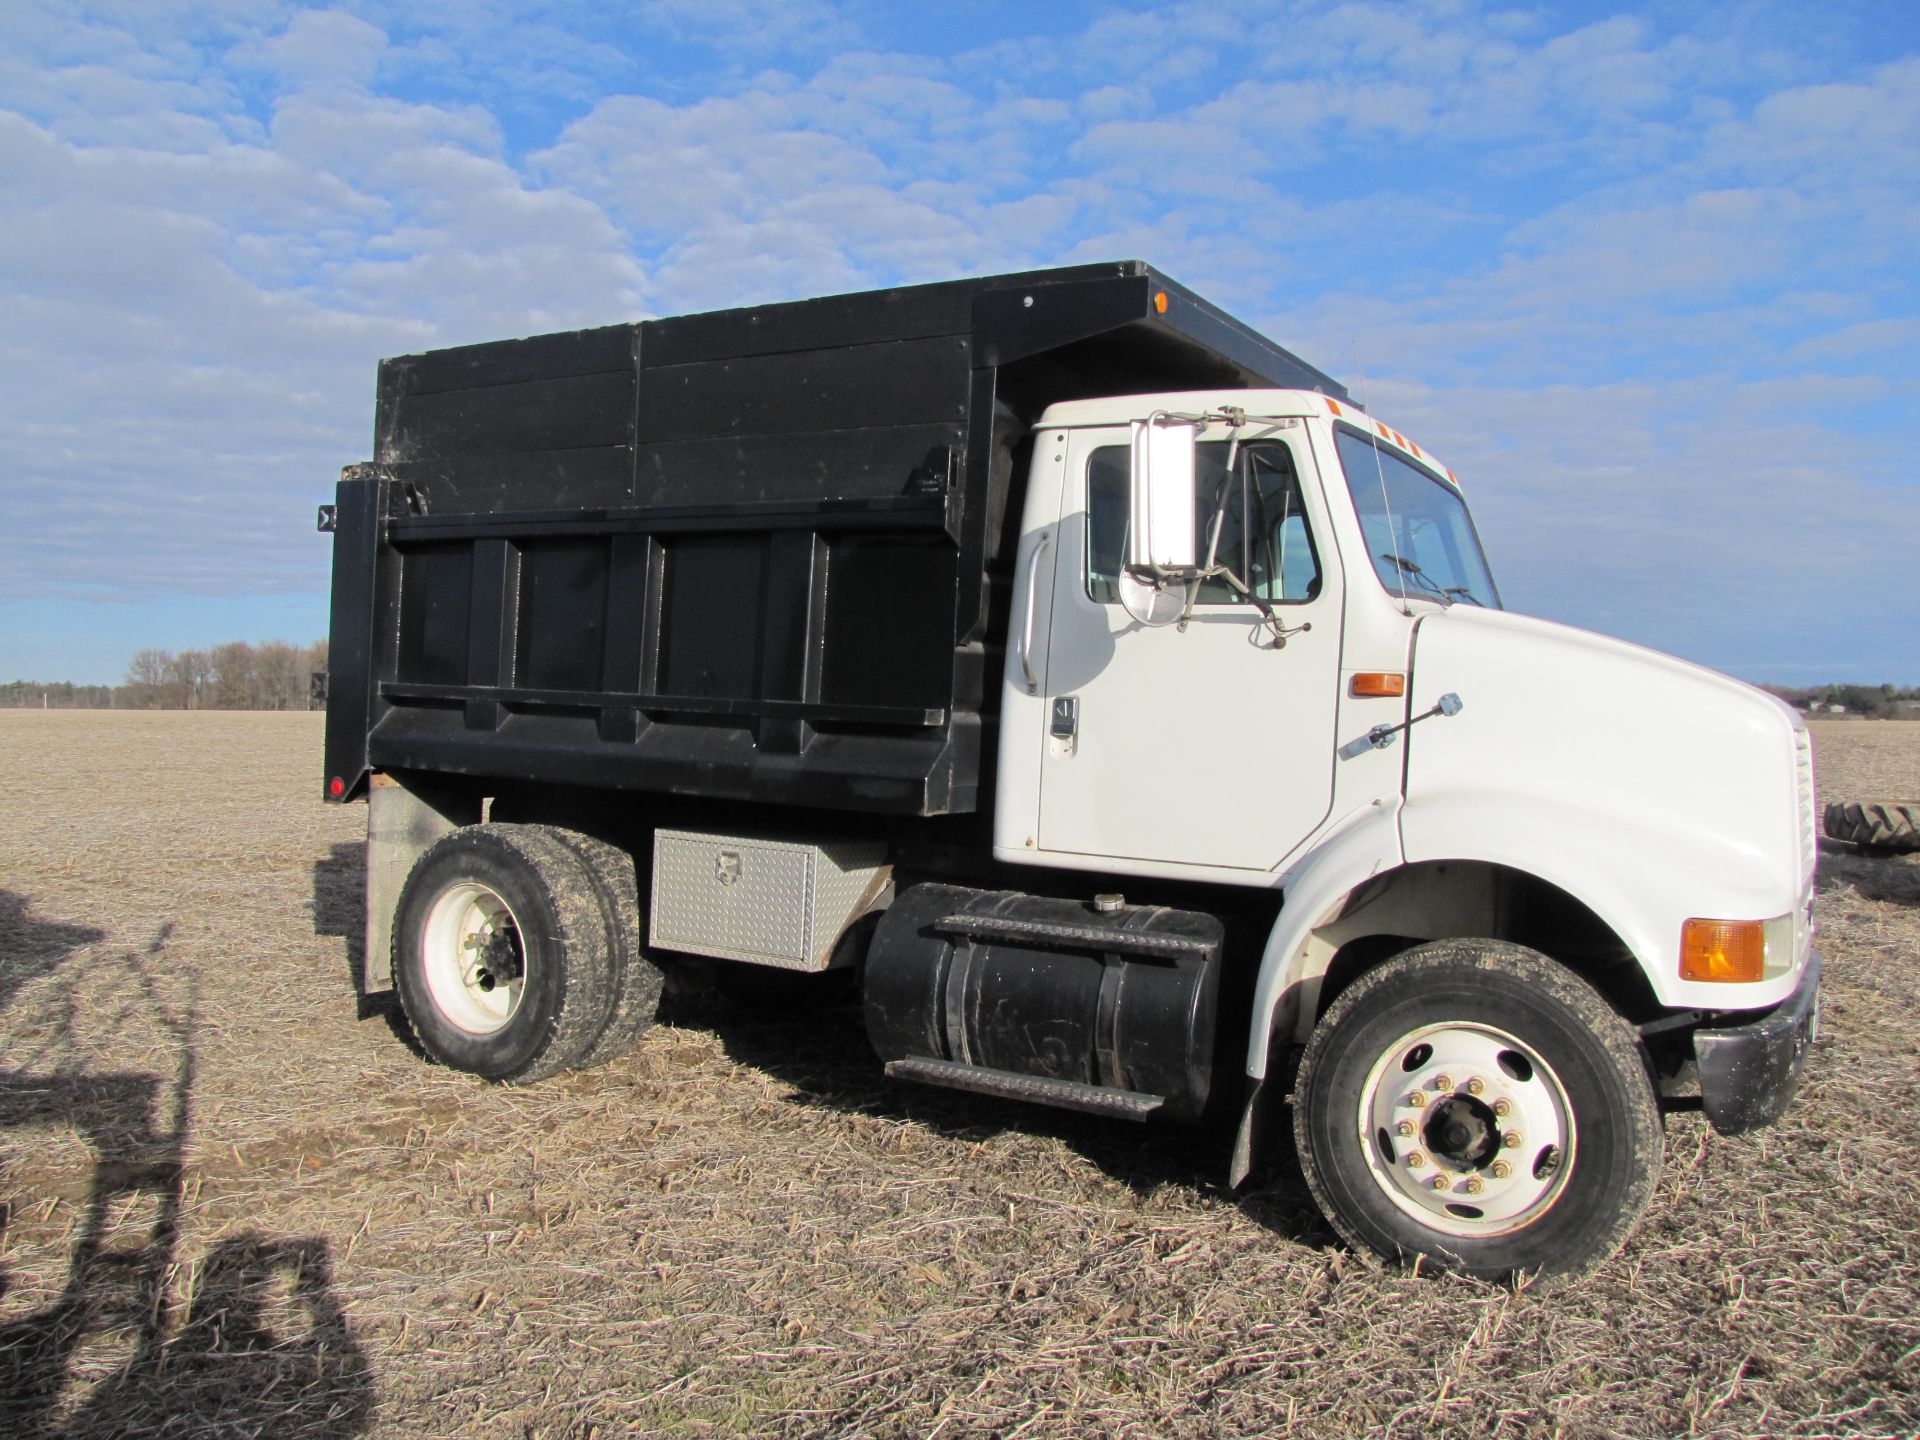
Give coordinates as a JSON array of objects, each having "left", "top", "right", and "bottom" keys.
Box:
[
  {"left": 1293, "top": 940, "right": 1661, "bottom": 1283},
  {"left": 393, "top": 824, "right": 660, "bottom": 1082}
]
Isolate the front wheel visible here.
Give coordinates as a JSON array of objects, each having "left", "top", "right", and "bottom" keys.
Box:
[{"left": 1293, "top": 940, "right": 1661, "bottom": 1283}]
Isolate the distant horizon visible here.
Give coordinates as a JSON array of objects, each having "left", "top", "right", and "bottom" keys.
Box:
[{"left": 4, "top": 642, "right": 1914, "bottom": 695}]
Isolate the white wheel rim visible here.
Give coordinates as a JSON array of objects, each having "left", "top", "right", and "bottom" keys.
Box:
[
  {"left": 1357, "top": 1022, "right": 1576, "bottom": 1238},
  {"left": 420, "top": 882, "right": 526, "bottom": 1035}
]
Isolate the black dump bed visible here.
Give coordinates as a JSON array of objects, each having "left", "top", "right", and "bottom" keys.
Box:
[{"left": 324, "top": 262, "right": 1345, "bottom": 816}]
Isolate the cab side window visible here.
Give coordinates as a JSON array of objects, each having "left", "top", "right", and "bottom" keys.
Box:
[{"left": 1086, "top": 441, "right": 1320, "bottom": 605}]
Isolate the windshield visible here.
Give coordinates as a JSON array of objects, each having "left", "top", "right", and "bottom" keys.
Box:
[{"left": 1334, "top": 427, "right": 1500, "bottom": 609}]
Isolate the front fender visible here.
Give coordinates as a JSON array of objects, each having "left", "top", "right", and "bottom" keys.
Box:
[
  {"left": 1245, "top": 797, "right": 1403, "bottom": 1079},
  {"left": 1400, "top": 783, "right": 1806, "bottom": 1013}
]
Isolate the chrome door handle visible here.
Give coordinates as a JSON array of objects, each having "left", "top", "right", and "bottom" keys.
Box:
[{"left": 1020, "top": 531, "right": 1052, "bottom": 695}]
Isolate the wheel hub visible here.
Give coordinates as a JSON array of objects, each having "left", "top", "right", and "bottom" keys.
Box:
[
  {"left": 421, "top": 882, "right": 527, "bottom": 1036},
  {"left": 1360, "top": 1022, "right": 1576, "bottom": 1237},
  {"left": 1425, "top": 1093, "right": 1499, "bottom": 1169}
]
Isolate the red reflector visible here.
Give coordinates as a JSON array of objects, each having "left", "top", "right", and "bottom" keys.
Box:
[{"left": 329, "top": 777, "right": 345, "bottom": 798}]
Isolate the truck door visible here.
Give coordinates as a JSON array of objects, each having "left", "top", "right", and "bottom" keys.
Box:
[{"left": 1037, "top": 426, "right": 1342, "bottom": 871}]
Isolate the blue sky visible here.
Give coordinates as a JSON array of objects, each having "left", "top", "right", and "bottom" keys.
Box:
[{"left": 2, "top": 0, "right": 1915, "bottom": 686}]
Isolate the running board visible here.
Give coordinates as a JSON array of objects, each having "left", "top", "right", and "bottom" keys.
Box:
[{"left": 884, "top": 1058, "right": 1165, "bottom": 1121}]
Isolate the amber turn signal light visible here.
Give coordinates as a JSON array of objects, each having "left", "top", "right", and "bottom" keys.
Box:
[
  {"left": 1351, "top": 672, "right": 1407, "bottom": 698},
  {"left": 1679, "top": 918, "right": 1766, "bottom": 982}
]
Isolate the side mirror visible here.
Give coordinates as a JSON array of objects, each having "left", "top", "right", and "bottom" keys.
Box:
[{"left": 1127, "top": 416, "right": 1198, "bottom": 573}]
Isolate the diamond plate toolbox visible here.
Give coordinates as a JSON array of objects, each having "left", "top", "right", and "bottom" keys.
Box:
[{"left": 650, "top": 829, "right": 890, "bottom": 970}]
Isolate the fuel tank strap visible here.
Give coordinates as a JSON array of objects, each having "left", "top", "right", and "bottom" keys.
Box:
[{"left": 929, "top": 912, "right": 1214, "bottom": 961}]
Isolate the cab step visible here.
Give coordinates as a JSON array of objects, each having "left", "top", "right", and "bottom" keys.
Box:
[{"left": 883, "top": 1057, "right": 1165, "bottom": 1120}]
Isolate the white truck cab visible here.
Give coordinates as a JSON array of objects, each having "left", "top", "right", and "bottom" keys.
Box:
[{"left": 994, "top": 389, "right": 1819, "bottom": 1275}]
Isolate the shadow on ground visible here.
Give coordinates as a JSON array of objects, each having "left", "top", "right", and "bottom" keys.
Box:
[
  {"left": 1816, "top": 839, "right": 1920, "bottom": 907},
  {"left": 0, "top": 892, "right": 104, "bottom": 1016},
  {"left": 1, "top": 912, "right": 376, "bottom": 1439},
  {"left": 672, "top": 979, "right": 1334, "bottom": 1255}
]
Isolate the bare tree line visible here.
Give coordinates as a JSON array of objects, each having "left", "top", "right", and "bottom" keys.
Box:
[{"left": 1, "top": 640, "right": 328, "bottom": 710}]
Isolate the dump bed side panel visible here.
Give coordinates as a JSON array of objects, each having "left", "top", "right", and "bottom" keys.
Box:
[{"left": 325, "top": 264, "right": 1347, "bottom": 815}]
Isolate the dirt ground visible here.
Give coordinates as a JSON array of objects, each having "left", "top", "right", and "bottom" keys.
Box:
[{"left": 0, "top": 711, "right": 1915, "bottom": 1439}]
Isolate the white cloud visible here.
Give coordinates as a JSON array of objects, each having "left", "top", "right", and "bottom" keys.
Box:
[{"left": 234, "top": 9, "right": 387, "bottom": 89}]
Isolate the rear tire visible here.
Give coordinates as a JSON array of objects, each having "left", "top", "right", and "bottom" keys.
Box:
[
  {"left": 393, "top": 825, "right": 615, "bottom": 1082},
  {"left": 543, "top": 829, "right": 665, "bottom": 1068},
  {"left": 1293, "top": 939, "right": 1661, "bottom": 1283},
  {"left": 1824, "top": 801, "right": 1920, "bottom": 853}
]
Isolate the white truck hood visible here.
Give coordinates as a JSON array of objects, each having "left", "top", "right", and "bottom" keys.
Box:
[{"left": 1400, "top": 606, "right": 1815, "bottom": 1008}]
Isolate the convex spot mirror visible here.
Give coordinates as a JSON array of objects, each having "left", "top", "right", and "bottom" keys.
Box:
[{"left": 1123, "top": 415, "right": 1199, "bottom": 628}]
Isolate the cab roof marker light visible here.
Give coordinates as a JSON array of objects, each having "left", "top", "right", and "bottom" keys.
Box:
[{"left": 1326, "top": 398, "right": 1344, "bottom": 417}]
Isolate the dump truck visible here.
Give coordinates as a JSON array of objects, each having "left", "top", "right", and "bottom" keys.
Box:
[{"left": 321, "top": 261, "right": 1819, "bottom": 1280}]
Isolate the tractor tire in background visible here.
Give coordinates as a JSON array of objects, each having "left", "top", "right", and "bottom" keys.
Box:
[{"left": 1824, "top": 802, "right": 1920, "bottom": 853}]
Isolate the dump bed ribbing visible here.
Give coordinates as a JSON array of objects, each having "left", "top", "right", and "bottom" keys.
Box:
[{"left": 324, "top": 262, "right": 1347, "bottom": 817}]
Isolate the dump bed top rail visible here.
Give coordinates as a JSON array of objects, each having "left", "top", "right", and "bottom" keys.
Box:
[{"left": 325, "top": 262, "right": 1347, "bottom": 815}]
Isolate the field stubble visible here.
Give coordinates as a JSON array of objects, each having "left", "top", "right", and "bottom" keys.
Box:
[{"left": 0, "top": 711, "right": 1914, "bottom": 1439}]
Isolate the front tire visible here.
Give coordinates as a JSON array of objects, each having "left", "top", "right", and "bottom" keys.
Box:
[
  {"left": 393, "top": 825, "right": 616, "bottom": 1082},
  {"left": 1293, "top": 939, "right": 1661, "bottom": 1283}
]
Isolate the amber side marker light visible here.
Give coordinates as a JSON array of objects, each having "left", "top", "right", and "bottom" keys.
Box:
[
  {"left": 1679, "top": 918, "right": 1766, "bottom": 982},
  {"left": 1351, "top": 672, "right": 1406, "bottom": 698},
  {"left": 1153, "top": 290, "right": 1169, "bottom": 314}
]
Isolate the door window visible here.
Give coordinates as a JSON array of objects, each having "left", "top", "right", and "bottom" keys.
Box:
[{"left": 1085, "top": 441, "right": 1320, "bottom": 606}]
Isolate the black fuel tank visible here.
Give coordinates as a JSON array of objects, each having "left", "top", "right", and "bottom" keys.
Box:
[{"left": 863, "top": 884, "right": 1224, "bottom": 1123}]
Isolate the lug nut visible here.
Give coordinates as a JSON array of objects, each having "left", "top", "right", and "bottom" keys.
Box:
[
  {"left": 1408, "top": 1091, "right": 1428, "bottom": 1108},
  {"left": 1493, "top": 1098, "right": 1512, "bottom": 1117},
  {"left": 1503, "top": 1131, "right": 1522, "bottom": 1150},
  {"left": 1463, "top": 1178, "right": 1484, "bottom": 1195},
  {"left": 1406, "top": 1152, "right": 1427, "bottom": 1169},
  {"left": 1466, "top": 1077, "right": 1486, "bottom": 1096},
  {"left": 1490, "top": 1161, "right": 1511, "bottom": 1179},
  {"left": 1429, "top": 1175, "right": 1449, "bottom": 1191},
  {"left": 1396, "top": 1120, "right": 1416, "bottom": 1138},
  {"left": 1433, "top": 1074, "right": 1453, "bottom": 1092}
]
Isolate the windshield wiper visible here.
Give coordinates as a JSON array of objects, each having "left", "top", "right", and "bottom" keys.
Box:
[{"left": 1380, "top": 552, "right": 1451, "bottom": 604}]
